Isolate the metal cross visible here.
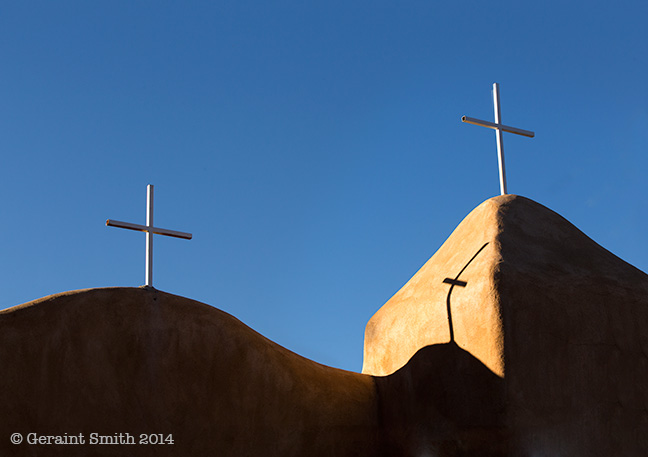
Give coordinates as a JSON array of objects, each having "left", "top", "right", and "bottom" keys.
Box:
[
  {"left": 106, "top": 184, "right": 192, "bottom": 287},
  {"left": 462, "top": 83, "right": 535, "bottom": 195}
]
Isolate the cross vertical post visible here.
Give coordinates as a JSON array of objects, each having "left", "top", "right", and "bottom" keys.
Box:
[
  {"left": 492, "top": 83, "right": 507, "bottom": 195},
  {"left": 461, "top": 83, "right": 534, "bottom": 196},
  {"left": 146, "top": 184, "right": 154, "bottom": 287}
]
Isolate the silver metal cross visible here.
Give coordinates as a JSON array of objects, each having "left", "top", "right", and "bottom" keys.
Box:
[
  {"left": 462, "top": 83, "right": 534, "bottom": 195},
  {"left": 106, "top": 184, "right": 192, "bottom": 287}
]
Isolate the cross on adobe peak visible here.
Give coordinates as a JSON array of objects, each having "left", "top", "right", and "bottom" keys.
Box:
[
  {"left": 106, "top": 184, "right": 192, "bottom": 287},
  {"left": 462, "top": 83, "right": 535, "bottom": 195}
]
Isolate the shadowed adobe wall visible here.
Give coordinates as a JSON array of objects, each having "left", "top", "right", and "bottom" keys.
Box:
[
  {"left": 0, "top": 288, "right": 504, "bottom": 457},
  {"left": 0, "top": 288, "right": 379, "bottom": 457}
]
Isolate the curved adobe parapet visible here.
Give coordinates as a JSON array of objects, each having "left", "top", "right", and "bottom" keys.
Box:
[
  {"left": 1, "top": 287, "right": 505, "bottom": 457},
  {"left": 0, "top": 288, "right": 379, "bottom": 457}
]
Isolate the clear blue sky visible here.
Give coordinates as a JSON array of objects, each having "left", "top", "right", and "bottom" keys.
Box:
[{"left": 1, "top": 1, "right": 646, "bottom": 372}]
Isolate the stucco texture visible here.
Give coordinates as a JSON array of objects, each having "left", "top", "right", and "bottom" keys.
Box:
[
  {"left": 364, "top": 194, "right": 648, "bottom": 456},
  {"left": 2, "top": 195, "right": 647, "bottom": 456},
  {"left": 0, "top": 287, "right": 378, "bottom": 457}
]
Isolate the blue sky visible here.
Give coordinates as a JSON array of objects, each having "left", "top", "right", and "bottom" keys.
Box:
[{"left": 1, "top": 1, "right": 646, "bottom": 372}]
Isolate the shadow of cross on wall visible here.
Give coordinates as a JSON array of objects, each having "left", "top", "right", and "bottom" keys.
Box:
[{"left": 442, "top": 243, "right": 489, "bottom": 342}]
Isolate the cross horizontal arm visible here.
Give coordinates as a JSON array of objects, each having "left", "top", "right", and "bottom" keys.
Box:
[
  {"left": 106, "top": 219, "right": 193, "bottom": 240},
  {"left": 461, "top": 116, "right": 535, "bottom": 138}
]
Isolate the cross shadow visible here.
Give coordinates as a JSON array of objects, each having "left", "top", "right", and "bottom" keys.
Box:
[
  {"left": 373, "top": 243, "right": 505, "bottom": 456},
  {"left": 443, "top": 243, "right": 489, "bottom": 342}
]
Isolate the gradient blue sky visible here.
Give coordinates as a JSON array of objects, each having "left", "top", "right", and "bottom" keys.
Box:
[{"left": 1, "top": 1, "right": 646, "bottom": 372}]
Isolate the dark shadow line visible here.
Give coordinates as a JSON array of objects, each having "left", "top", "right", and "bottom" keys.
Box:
[
  {"left": 453, "top": 242, "right": 490, "bottom": 281},
  {"left": 444, "top": 242, "right": 489, "bottom": 343}
]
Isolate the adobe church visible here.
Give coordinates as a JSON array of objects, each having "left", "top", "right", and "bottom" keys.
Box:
[{"left": 2, "top": 194, "right": 647, "bottom": 456}]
